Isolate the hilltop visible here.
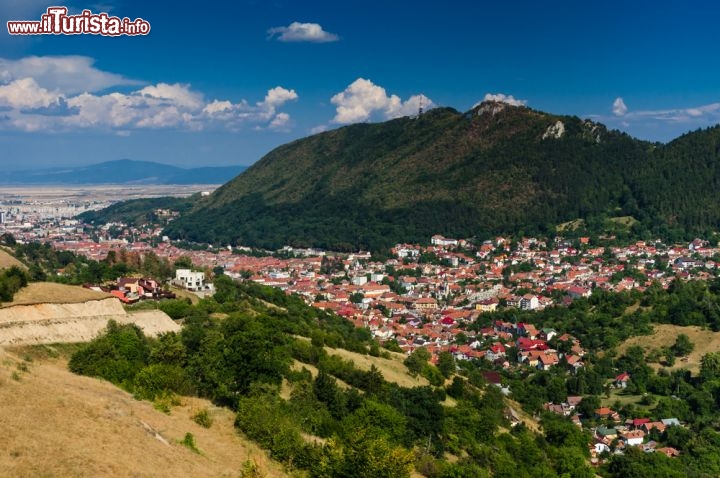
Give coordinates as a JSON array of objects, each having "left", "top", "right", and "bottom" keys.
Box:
[{"left": 161, "top": 101, "right": 720, "bottom": 251}]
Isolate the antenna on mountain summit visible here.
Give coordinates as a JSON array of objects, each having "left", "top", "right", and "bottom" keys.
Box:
[{"left": 418, "top": 96, "right": 424, "bottom": 117}]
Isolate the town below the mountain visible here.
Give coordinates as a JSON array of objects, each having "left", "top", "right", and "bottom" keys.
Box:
[{"left": 6, "top": 197, "right": 720, "bottom": 471}]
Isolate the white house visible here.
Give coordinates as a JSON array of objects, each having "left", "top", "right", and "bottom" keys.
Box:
[
  {"left": 520, "top": 294, "right": 539, "bottom": 310},
  {"left": 175, "top": 269, "right": 206, "bottom": 291},
  {"left": 351, "top": 275, "right": 368, "bottom": 286},
  {"left": 621, "top": 430, "right": 645, "bottom": 446},
  {"left": 431, "top": 235, "right": 459, "bottom": 247}
]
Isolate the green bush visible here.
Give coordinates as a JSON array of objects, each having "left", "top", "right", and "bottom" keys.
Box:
[
  {"left": 68, "top": 320, "right": 150, "bottom": 388},
  {"left": 192, "top": 408, "right": 214, "bottom": 428},
  {"left": 133, "top": 363, "right": 192, "bottom": 400},
  {"left": 180, "top": 432, "right": 201, "bottom": 454},
  {"left": 0, "top": 266, "right": 29, "bottom": 302},
  {"left": 158, "top": 299, "right": 193, "bottom": 320}
]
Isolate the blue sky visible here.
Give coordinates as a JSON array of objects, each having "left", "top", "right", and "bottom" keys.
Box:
[{"left": 1, "top": 0, "right": 720, "bottom": 169}]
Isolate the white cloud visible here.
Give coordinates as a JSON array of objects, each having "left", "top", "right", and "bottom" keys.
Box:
[
  {"left": 203, "top": 100, "right": 233, "bottom": 116},
  {"left": 612, "top": 97, "right": 628, "bottom": 116},
  {"left": 594, "top": 98, "right": 720, "bottom": 141},
  {"left": 0, "top": 56, "right": 140, "bottom": 95},
  {"left": 269, "top": 112, "right": 291, "bottom": 130},
  {"left": 138, "top": 83, "right": 204, "bottom": 110},
  {"left": 330, "top": 78, "right": 434, "bottom": 124},
  {"left": 267, "top": 22, "right": 339, "bottom": 43},
  {"left": 310, "top": 125, "right": 329, "bottom": 135},
  {"left": 0, "top": 55, "right": 301, "bottom": 133},
  {"left": 607, "top": 98, "right": 720, "bottom": 123},
  {"left": 0, "top": 78, "right": 298, "bottom": 134},
  {"left": 0, "top": 77, "right": 60, "bottom": 109},
  {"left": 477, "top": 93, "right": 527, "bottom": 107},
  {"left": 262, "top": 86, "right": 299, "bottom": 107}
]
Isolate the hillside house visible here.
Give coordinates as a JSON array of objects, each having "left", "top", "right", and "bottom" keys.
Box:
[
  {"left": 431, "top": 235, "right": 458, "bottom": 247},
  {"left": 519, "top": 294, "right": 539, "bottom": 310},
  {"left": 175, "top": 269, "right": 208, "bottom": 292},
  {"left": 615, "top": 372, "right": 631, "bottom": 389},
  {"left": 621, "top": 429, "right": 645, "bottom": 446}
]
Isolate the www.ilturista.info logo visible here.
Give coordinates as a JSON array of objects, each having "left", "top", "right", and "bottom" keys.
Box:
[{"left": 7, "top": 7, "right": 150, "bottom": 36}]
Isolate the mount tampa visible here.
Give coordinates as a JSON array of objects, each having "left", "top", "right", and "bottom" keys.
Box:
[{"left": 150, "top": 101, "right": 720, "bottom": 250}]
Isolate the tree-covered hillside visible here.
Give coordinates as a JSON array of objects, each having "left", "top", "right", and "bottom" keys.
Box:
[
  {"left": 160, "top": 102, "right": 720, "bottom": 251},
  {"left": 69, "top": 277, "right": 596, "bottom": 477},
  {"left": 78, "top": 195, "right": 198, "bottom": 227}
]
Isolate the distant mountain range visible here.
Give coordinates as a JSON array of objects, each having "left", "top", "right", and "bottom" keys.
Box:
[
  {"left": 0, "top": 159, "right": 246, "bottom": 185},
  {"left": 158, "top": 100, "right": 720, "bottom": 251}
]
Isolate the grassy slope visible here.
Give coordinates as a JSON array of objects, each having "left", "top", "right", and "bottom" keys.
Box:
[
  {"left": 0, "top": 248, "right": 25, "bottom": 270},
  {"left": 0, "top": 346, "right": 287, "bottom": 478},
  {"left": 322, "top": 345, "right": 430, "bottom": 388},
  {"left": 617, "top": 323, "right": 720, "bottom": 375},
  {"left": 2, "top": 282, "right": 111, "bottom": 307}
]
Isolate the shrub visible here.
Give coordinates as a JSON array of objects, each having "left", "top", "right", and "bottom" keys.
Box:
[
  {"left": 68, "top": 320, "right": 150, "bottom": 388},
  {"left": 133, "top": 363, "right": 192, "bottom": 400},
  {"left": 180, "top": 432, "right": 201, "bottom": 454},
  {"left": 153, "top": 392, "right": 182, "bottom": 414},
  {"left": 192, "top": 408, "right": 213, "bottom": 428},
  {"left": 240, "top": 459, "right": 265, "bottom": 478}
]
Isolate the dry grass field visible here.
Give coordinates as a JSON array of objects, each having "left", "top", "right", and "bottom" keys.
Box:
[
  {"left": 0, "top": 248, "right": 25, "bottom": 270},
  {"left": 323, "top": 345, "right": 430, "bottom": 388},
  {"left": 2, "top": 282, "right": 111, "bottom": 307},
  {"left": 617, "top": 323, "right": 720, "bottom": 375},
  {"left": 0, "top": 346, "right": 287, "bottom": 478}
]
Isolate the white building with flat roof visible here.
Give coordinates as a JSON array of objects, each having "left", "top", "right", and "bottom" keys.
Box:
[{"left": 175, "top": 269, "right": 206, "bottom": 291}]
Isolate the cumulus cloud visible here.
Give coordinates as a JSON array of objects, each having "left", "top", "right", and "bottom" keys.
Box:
[
  {"left": 0, "top": 56, "right": 140, "bottom": 95},
  {"left": 269, "top": 112, "right": 291, "bottom": 130},
  {"left": 267, "top": 22, "right": 339, "bottom": 43},
  {"left": 607, "top": 97, "right": 720, "bottom": 123},
  {"left": 202, "top": 100, "right": 233, "bottom": 116},
  {"left": 0, "top": 55, "right": 300, "bottom": 133},
  {"left": 612, "top": 97, "right": 628, "bottom": 116},
  {"left": 138, "top": 83, "right": 204, "bottom": 110},
  {"left": 21, "top": 97, "right": 79, "bottom": 117},
  {"left": 0, "top": 83, "right": 296, "bottom": 134},
  {"left": 310, "top": 124, "right": 329, "bottom": 135},
  {"left": 592, "top": 97, "right": 720, "bottom": 141},
  {"left": 0, "top": 77, "right": 60, "bottom": 109},
  {"left": 330, "top": 78, "right": 433, "bottom": 124},
  {"left": 477, "top": 93, "right": 527, "bottom": 107},
  {"left": 263, "top": 86, "right": 299, "bottom": 107}
]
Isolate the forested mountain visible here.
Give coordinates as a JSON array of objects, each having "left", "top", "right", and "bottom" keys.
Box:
[
  {"left": 77, "top": 195, "right": 198, "bottom": 227},
  {"left": 153, "top": 101, "right": 720, "bottom": 250}
]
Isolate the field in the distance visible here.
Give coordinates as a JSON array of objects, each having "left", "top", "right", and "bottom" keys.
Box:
[
  {"left": 0, "top": 346, "right": 287, "bottom": 478},
  {"left": 0, "top": 248, "right": 25, "bottom": 270},
  {"left": 1, "top": 282, "right": 111, "bottom": 307},
  {"left": 324, "top": 345, "right": 430, "bottom": 388},
  {"left": 617, "top": 324, "right": 720, "bottom": 375}
]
